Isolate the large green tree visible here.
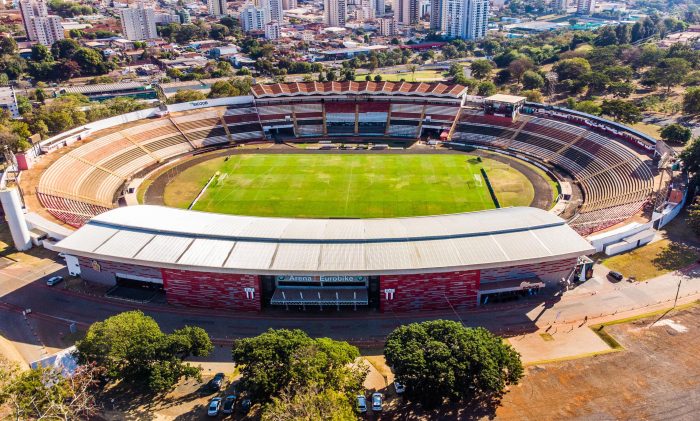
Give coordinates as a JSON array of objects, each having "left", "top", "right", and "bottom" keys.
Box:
[
  {"left": 644, "top": 58, "right": 691, "bottom": 94},
  {"left": 261, "top": 386, "right": 356, "bottom": 421},
  {"left": 231, "top": 329, "right": 366, "bottom": 402},
  {"left": 384, "top": 320, "right": 523, "bottom": 408},
  {"left": 470, "top": 59, "right": 494, "bottom": 80},
  {"left": 683, "top": 87, "right": 700, "bottom": 114},
  {"left": 75, "top": 311, "right": 213, "bottom": 392},
  {"left": 168, "top": 89, "right": 207, "bottom": 104},
  {"left": 660, "top": 123, "right": 692, "bottom": 145},
  {"left": 553, "top": 57, "right": 591, "bottom": 81},
  {"left": 680, "top": 136, "right": 700, "bottom": 181},
  {"left": 601, "top": 99, "right": 642, "bottom": 124}
]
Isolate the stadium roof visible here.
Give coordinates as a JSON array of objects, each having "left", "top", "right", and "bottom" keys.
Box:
[
  {"left": 484, "top": 94, "right": 527, "bottom": 104},
  {"left": 54, "top": 206, "right": 594, "bottom": 276},
  {"left": 251, "top": 82, "right": 468, "bottom": 99}
]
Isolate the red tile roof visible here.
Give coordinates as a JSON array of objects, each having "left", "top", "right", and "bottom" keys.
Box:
[{"left": 250, "top": 81, "right": 468, "bottom": 99}]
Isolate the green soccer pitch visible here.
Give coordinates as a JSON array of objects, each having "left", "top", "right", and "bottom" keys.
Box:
[{"left": 162, "top": 153, "right": 536, "bottom": 218}]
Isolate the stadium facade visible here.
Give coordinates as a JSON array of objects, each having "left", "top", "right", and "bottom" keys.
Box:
[{"left": 54, "top": 206, "right": 594, "bottom": 311}]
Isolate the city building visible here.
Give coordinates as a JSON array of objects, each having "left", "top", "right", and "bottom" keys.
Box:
[
  {"left": 377, "top": 16, "right": 397, "bottom": 36},
  {"left": 374, "top": 0, "right": 384, "bottom": 17},
  {"left": 282, "top": 0, "right": 297, "bottom": 11},
  {"left": 430, "top": 0, "right": 443, "bottom": 30},
  {"left": 576, "top": 0, "right": 595, "bottom": 15},
  {"left": 119, "top": 2, "right": 158, "bottom": 41},
  {"left": 265, "top": 20, "right": 281, "bottom": 39},
  {"left": 240, "top": 4, "right": 268, "bottom": 32},
  {"left": 154, "top": 12, "right": 180, "bottom": 24},
  {"left": 554, "top": 0, "right": 568, "bottom": 13},
  {"left": 207, "top": 0, "right": 228, "bottom": 17},
  {"left": 264, "top": 0, "right": 283, "bottom": 22},
  {"left": 178, "top": 9, "right": 192, "bottom": 24},
  {"left": 324, "top": 0, "right": 346, "bottom": 27},
  {"left": 0, "top": 86, "right": 20, "bottom": 119},
  {"left": 444, "top": 0, "right": 489, "bottom": 40},
  {"left": 397, "top": 0, "right": 419, "bottom": 26},
  {"left": 19, "top": 0, "right": 65, "bottom": 46}
]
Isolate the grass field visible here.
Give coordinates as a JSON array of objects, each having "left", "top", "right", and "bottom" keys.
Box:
[
  {"left": 355, "top": 71, "right": 447, "bottom": 82},
  {"left": 163, "top": 154, "right": 535, "bottom": 218}
]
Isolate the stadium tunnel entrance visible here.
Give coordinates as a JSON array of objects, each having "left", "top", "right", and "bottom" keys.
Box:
[{"left": 260, "top": 275, "right": 380, "bottom": 310}]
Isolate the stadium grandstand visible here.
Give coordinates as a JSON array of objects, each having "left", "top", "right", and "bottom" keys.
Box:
[{"left": 3, "top": 82, "right": 680, "bottom": 311}]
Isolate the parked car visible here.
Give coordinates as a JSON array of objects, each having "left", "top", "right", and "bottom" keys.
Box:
[
  {"left": 607, "top": 271, "right": 623, "bottom": 282},
  {"left": 207, "top": 397, "right": 222, "bottom": 416},
  {"left": 394, "top": 381, "right": 405, "bottom": 394},
  {"left": 46, "top": 276, "right": 64, "bottom": 286},
  {"left": 209, "top": 373, "right": 225, "bottom": 391},
  {"left": 240, "top": 398, "right": 252, "bottom": 413},
  {"left": 371, "top": 392, "right": 383, "bottom": 412},
  {"left": 356, "top": 395, "right": 367, "bottom": 413},
  {"left": 222, "top": 394, "right": 236, "bottom": 414}
]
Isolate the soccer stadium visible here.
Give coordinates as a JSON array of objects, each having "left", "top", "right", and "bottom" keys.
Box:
[{"left": 5, "top": 81, "right": 683, "bottom": 313}]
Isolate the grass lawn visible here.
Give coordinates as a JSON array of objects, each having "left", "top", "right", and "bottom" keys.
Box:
[
  {"left": 355, "top": 70, "right": 447, "bottom": 82},
  {"left": 163, "top": 153, "right": 535, "bottom": 218},
  {"left": 601, "top": 239, "right": 698, "bottom": 281}
]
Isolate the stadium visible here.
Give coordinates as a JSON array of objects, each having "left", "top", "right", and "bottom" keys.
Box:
[{"left": 4, "top": 81, "right": 682, "bottom": 313}]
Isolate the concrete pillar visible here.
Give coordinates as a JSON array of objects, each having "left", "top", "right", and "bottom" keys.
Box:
[{"left": 0, "top": 187, "right": 32, "bottom": 251}]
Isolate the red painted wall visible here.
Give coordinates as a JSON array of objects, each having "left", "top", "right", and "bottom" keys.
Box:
[
  {"left": 161, "top": 269, "right": 261, "bottom": 311},
  {"left": 379, "top": 270, "right": 480, "bottom": 312},
  {"left": 480, "top": 258, "right": 577, "bottom": 284}
]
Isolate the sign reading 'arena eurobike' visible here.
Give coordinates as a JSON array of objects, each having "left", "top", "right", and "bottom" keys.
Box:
[{"left": 277, "top": 275, "right": 366, "bottom": 283}]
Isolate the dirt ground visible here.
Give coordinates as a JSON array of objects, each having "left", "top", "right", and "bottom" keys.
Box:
[{"left": 495, "top": 306, "right": 700, "bottom": 421}]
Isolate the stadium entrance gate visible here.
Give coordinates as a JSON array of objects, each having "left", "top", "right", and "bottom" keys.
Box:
[{"left": 260, "top": 275, "right": 380, "bottom": 310}]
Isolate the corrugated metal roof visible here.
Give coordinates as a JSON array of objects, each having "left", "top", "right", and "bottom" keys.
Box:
[{"left": 54, "top": 205, "right": 595, "bottom": 275}]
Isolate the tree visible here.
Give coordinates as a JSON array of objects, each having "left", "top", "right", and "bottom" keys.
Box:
[
  {"left": 687, "top": 197, "right": 700, "bottom": 237},
  {"left": 522, "top": 70, "right": 544, "bottom": 90},
  {"left": 601, "top": 99, "right": 642, "bottom": 124},
  {"left": 75, "top": 311, "right": 213, "bottom": 392},
  {"left": 31, "top": 44, "right": 53, "bottom": 62},
  {"left": 384, "top": 320, "right": 523, "bottom": 408},
  {"left": 232, "top": 329, "right": 366, "bottom": 402},
  {"left": 595, "top": 26, "right": 619, "bottom": 47},
  {"left": 477, "top": 81, "right": 497, "bottom": 96},
  {"left": 683, "top": 87, "right": 700, "bottom": 114},
  {"left": 607, "top": 81, "right": 634, "bottom": 98},
  {"left": 168, "top": 89, "right": 207, "bottom": 104},
  {"left": 261, "top": 386, "right": 356, "bottom": 421},
  {"left": 553, "top": 57, "right": 591, "bottom": 81},
  {"left": 521, "top": 89, "right": 543, "bottom": 102},
  {"left": 580, "top": 71, "right": 610, "bottom": 96},
  {"left": 0, "top": 36, "right": 16, "bottom": 55},
  {"left": 0, "top": 357, "right": 103, "bottom": 420},
  {"left": 680, "top": 136, "right": 700, "bottom": 181},
  {"left": 574, "top": 100, "right": 602, "bottom": 115},
  {"left": 660, "top": 123, "right": 692, "bottom": 145},
  {"left": 508, "top": 58, "right": 534, "bottom": 83},
  {"left": 644, "top": 58, "right": 690, "bottom": 94},
  {"left": 51, "top": 38, "right": 80, "bottom": 60},
  {"left": 374, "top": 74, "right": 382, "bottom": 82},
  {"left": 470, "top": 59, "right": 494, "bottom": 80},
  {"left": 73, "top": 48, "right": 107, "bottom": 75}
]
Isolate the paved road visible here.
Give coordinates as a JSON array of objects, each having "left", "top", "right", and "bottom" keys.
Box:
[{"left": 1, "top": 248, "right": 699, "bottom": 364}]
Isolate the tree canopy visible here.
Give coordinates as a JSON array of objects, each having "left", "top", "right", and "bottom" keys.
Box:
[
  {"left": 384, "top": 320, "right": 523, "bottom": 408},
  {"left": 231, "top": 329, "right": 366, "bottom": 402},
  {"left": 75, "top": 311, "right": 213, "bottom": 392},
  {"left": 660, "top": 123, "right": 692, "bottom": 145}
]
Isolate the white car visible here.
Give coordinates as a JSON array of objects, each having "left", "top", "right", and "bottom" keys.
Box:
[
  {"left": 46, "top": 276, "right": 64, "bottom": 286},
  {"left": 394, "top": 381, "right": 405, "bottom": 394},
  {"left": 356, "top": 395, "right": 367, "bottom": 413},
  {"left": 207, "top": 397, "right": 222, "bottom": 416},
  {"left": 371, "top": 392, "right": 383, "bottom": 412}
]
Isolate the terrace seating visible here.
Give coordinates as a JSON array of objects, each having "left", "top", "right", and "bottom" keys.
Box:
[
  {"left": 454, "top": 113, "right": 655, "bottom": 235},
  {"left": 37, "top": 111, "right": 252, "bottom": 226}
]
